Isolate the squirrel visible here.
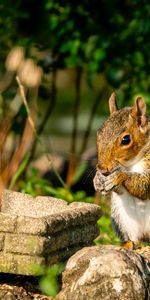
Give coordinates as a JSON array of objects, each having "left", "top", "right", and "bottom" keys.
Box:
[{"left": 93, "top": 92, "right": 150, "bottom": 249}]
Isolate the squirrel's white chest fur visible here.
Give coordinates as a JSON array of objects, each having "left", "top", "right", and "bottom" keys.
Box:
[
  {"left": 112, "top": 156, "right": 150, "bottom": 242},
  {"left": 111, "top": 190, "right": 150, "bottom": 242},
  {"left": 111, "top": 159, "right": 150, "bottom": 242}
]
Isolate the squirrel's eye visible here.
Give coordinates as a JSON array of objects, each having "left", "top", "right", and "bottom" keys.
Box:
[{"left": 121, "top": 134, "right": 131, "bottom": 146}]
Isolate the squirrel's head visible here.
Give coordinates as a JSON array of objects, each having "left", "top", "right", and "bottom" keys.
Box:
[{"left": 97, "top": 93, "right": 150, "bottom": 174}]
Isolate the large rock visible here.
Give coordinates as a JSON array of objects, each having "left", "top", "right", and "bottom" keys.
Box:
[
  {"left": 0, "top": 190, "right": 102, "bottom": 275},
  {"left": 56, "top": 245, "right": 150, "bottom": 300}
]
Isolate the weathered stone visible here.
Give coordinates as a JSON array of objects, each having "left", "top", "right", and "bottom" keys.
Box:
[
  {"left": 14, "top": 254, "right": 45, "bottom": 275},
  {"left": 4, "top": 222, "right": 98, "bottom": 256},
  {"left": 17, "top": 216, "right": 47, "bottom": 235},
  {"left": 0, "top": 213, "right": 17, "bottom": 232},
  {"left": 4, "top": 245, "right": 90, "bottom": 272},
  {"left": 45, "top": 223, "right": 99, "bottom": 253},
  {"left": 0, "top": 253, "right": 17, "bottom": 273},
  {"left": 0, "top": 252, "right": 44, "bottom": 275},
  {"left": 1, "top": 189, "right": 102, "bottom": 235},
  {"left": 0, "top": 189, "right": 102, "bottom": 276},
  {"left": 138, "top": 245, "right": 150, "bottom": 261},
  {"left": 0, "top": 233, "right": 5, "bottom": 250},
  {"left": 47, "top": 244, "right": 90, "bottom": 266},
  {"left": 0, "top": 280, "right": 53, "bottom": 300},
  {"left": 56, "top": 245, "right": 149, "bottom": 300},
  {"left": 0, "top": 290, "right": 16, "bottom": 300},
  {"left": 1, "top": 189, "right": 67, "bottom": 217},
  {"left": 45, "top": 204, "right": 102, "bottom": 234},
  {"left": 4, "top": 233, "right": 46, "bottom": 255},
  {"left": 16, "top": 205, "right": 101, "bottom": 235}
]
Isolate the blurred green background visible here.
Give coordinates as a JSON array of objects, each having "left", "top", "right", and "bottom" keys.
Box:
[
  {"left": 1, "top": 0, "right": 150, "bottom": 148},
  {"left": 1, "top": 0, "right": 150, "bottom": 246}
]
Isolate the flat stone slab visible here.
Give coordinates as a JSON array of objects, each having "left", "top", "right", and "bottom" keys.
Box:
[
  {"left": 0, "top": 190, "right": 102, "bottom": 275},
  {"left": 1, "top": 190, "right": 67, "bottom": 217}
]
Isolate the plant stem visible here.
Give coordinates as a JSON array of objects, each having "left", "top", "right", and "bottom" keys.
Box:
[
  {"left": 66, "top": 67, "right": 82, "bottom": 187},
  {"left": 30, "top": 68, "right": 57, "bottom": 160}
]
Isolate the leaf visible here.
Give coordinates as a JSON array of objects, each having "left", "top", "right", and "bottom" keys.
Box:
[
  {"left": 70, "top": 39, "right": 81, "bottom": 56},
  {"left": 85, "top": 35, "right": 98, "bottom": 59},
  {"left": 40, "top": 276, "right": 59, "bottom": 297},
  {"left": 133, "top": 51, "right": 144, "bottom": 66},
  {"left": 60, "top": 41, "right": 71, "bottom": 53},
  {"left": 39, "top": 264, "right": 64, "bottom": 297},
  {"left": 9, "top": 153, "right": 31, "bottom": 189},
  {"left": 50, "top": 14, "right": 59, "bottom": 29},
  {"left": 94, "top": 48, "right": 106, "bottom": 62},
  {"left": 72, "top": 162, "right": 87, "bottom": 184}
]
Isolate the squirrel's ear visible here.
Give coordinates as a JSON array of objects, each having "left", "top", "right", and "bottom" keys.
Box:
[
  {"left": 132, "top": 96, "right": 147, "bottom": 127},
  {"left": 109, "top": 92, "right": 118, "bottom": 114}
]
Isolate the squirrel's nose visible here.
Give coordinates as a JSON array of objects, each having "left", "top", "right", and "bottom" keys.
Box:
[{"left": 97, "top": 160, "right": 110, "bottom": 176}]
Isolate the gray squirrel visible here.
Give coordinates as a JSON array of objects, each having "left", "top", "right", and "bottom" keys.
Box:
[{"left": 93, "top": 93, "right": 150, "bottom": 249}]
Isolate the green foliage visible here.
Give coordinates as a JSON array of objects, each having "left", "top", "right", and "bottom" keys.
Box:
[
  {"left": 97, "top": 215, "right": 120, "bottom": 245},
  {"left": 2, "top": 0, "right": 150, "bottom": 97},
  {"left": 9, "top": 153, "right": 31, "bottom": 189},
  {"left": 20, "top": 169, "right": 53, "bottom": 196},
  {"left": 34, "top": 263, "right": 64, "bottom": 297},
  {"left": 20, "top": 168, "right": 94, "bottom": 203},
  {"left": 96, "top": 196, "right": 120, "bottom": 245}
]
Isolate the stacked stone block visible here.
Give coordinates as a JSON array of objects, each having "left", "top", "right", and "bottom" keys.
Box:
[{"left": 0, "top": 190, "right": 102, "bottom": 275}]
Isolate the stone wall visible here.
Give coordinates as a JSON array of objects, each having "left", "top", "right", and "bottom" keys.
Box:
[{"left": 0, "top": 190, "right": 102, "bottom": 275}]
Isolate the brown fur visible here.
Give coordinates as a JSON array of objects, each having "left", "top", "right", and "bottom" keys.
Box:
[{"left": 96, "top": 94, "right": 150, "bottom": 200}]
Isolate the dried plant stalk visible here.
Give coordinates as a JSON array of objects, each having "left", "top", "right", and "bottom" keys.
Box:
[{"left": 0, "top": 77, "right": 36, "bottom": 188}]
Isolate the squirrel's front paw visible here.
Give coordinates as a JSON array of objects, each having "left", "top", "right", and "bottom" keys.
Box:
[
  {"left": 93, "top": 171, "right": 106, "bottom": 194},
  {"left": 104, "top": 170, "right": 127, "bottom": 192},
  {"left": 104, "top": 172, "right": 117, "bottom": 192}
]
